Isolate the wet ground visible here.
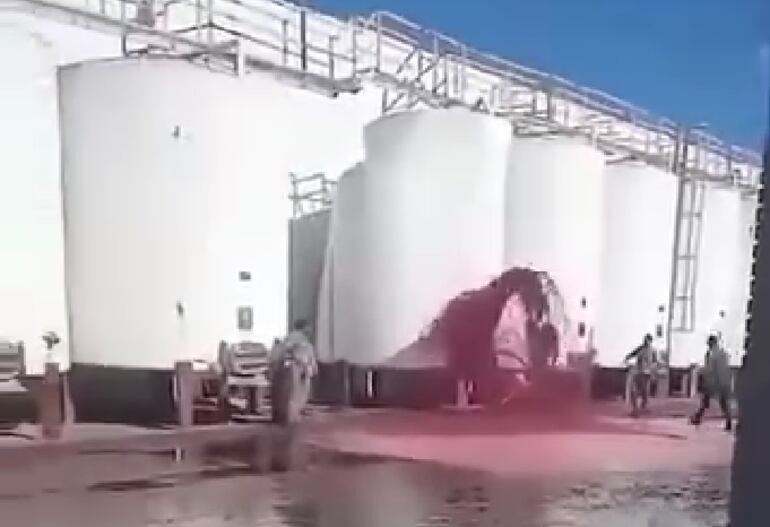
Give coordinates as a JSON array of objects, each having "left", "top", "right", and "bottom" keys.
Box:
[{"left": 0, "top": 404, "right": 734, "bottom": 527}]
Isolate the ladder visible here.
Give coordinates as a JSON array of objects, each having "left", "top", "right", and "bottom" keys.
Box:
[{"left": 668, "top": 131, "right": 707, "bottom": 336}]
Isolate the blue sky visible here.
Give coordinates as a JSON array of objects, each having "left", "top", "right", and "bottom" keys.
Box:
[{"left": 314, "top": 0, "right": 770, "bottom": 150}]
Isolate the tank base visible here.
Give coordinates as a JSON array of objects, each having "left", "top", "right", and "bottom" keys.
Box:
[
  {"left": 315, "top": 364, "right": 656, "bottom": 408},
  {"left": 312, "top": 364, "right": 486, "bottom": 409},
  {"left": 68, "top": 364, "right": 175, "bottom": 425}
]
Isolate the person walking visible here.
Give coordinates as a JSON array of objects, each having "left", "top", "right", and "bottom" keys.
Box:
[
  {"left": 624, "top": 334, "right": 657, "bottom": 417},
  {"left": 270, "top": 320, "right": 318, "bottom": 423},
  {"left": 690, "top": 334, "right": 733, "bottom": 431}
]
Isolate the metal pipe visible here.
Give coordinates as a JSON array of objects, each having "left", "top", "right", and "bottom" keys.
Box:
[
  {"left": 687, "top": 184, "right": 705, "bottom": 331},
  {"left": 327, "top": 35, "right": 335, "bottom": 79},
  {"left": 375, "top": 11, "right": 382, "bottom": 72},
  {"left": 205, "top": 0, "right": 213, "bottom": 45},
  {"left": 234, "top": 39, "right": 244, "bottom": 75},
  {"left": 299, "top": 8, "right": 307, "bottom": 71},
  {"left": 281, "top": 18, "right": 288, "bottom": 66},
  {"left": 666, "top": 127, "right": 688, "bottom": 357},
  {"left": 195, "top": 0, "right": 202, "bottom": 41},
  {"left": 460, "top": 43, "right": 467, "bottom": 99}
]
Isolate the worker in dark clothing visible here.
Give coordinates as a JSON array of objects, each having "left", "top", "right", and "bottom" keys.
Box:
[
  {"left": 526, "top": 312, "right": 560, "bottom": 381},
  {"left": 690, "top": 335, "right": 733, "bottom": 431},
  {"left": 624, "top": 333, "right": 657, "bottom": 416},
  {"left": 542, "top": 320, "right": 559, "bottom": 366},
  {"left": 526, "top": 317, "right": 547, "bottom": 372}
]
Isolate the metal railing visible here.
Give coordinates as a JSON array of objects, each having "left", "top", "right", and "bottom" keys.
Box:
[
  {"left": 289, "top": 172, "right": 336, "bottom": 217},
  {"left": 0, "top": 341, "right": 25, "bottom": 381},
  {"left": 10, "top": 0, "right": 763, "bottom": 188},
  {"left": 358, "top": 11, "right": 761, "bottom": 189}
]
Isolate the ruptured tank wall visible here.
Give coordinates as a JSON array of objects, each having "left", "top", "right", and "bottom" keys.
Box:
[
  {"left": 0, "top": 23, "right": 69, "bottom": 375},
  {"left": 504, "top": 138, "right": 606, "bottom": 355},
  {"left": 60, "top": 58, "right": 292, "bottom": 370},
  {"left": 598, "top": 164, "right": 677, "bottom": 365},
  {"left": 333, "top": 109, "right": 510, "bottom": 366}
]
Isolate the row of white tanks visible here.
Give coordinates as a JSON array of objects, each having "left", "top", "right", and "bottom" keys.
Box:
[
  {"left": 2, "top": 20, "right": 304, "bottom": 373},
  {"left": 1, "top": 22, "right": 755, "bottom": 378},
  {"left": 317, "top": 109, "right": 757, "bottom": 368}
]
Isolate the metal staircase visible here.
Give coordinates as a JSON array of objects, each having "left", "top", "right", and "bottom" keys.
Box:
[
  {"left": 666, "top": 130, "right": 711, "bottom": 361},
  {"left": 669, "top": 136, "right": 707, "bottom": 334}
]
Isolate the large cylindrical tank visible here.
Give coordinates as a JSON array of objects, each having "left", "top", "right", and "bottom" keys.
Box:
[
  {"left": 504, "top": 137, "right": 606, "bottom": 354},
  {"left": 0, "top": 23, "right": 69, "bottom": 375},
  {"left": 60, "top": 59, "right": 292, "bottom": 370},
  {"left": 315, "top": 164, "right": 366, "bottom": 364},
  {"left": 597, "top": 163, "right": 677, "bottom": 364},
  {"left": 334, "top": 109, "right": 510, "bottom": 365}
]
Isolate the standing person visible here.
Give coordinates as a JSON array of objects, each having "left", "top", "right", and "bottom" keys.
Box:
[
  {"left": 270, "top": 319, "right": 318, "bottom": 423},
  {"left": 542, "top": 318, "right": 560, "bottom": 367},
  {"left": 526, "top": 314, "right": 547, "bottom": 376},
  {"left": 690, "top": 335, "right": 733, "bottom": 431},
  {"left": 526, "top": 311, "right": 558, "bottom": 374},
  {"left": 624, "top": 334, "right": 657, "bottom": 416}
]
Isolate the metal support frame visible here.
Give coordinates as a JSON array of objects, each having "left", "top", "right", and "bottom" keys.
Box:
[
  {"left": 666, "top": 128, "right": 710, "bottom": 363},
  {"left": 14, "top": 0, "right": 760, "bottom": 190},
  {"left": 289, "top": 172, "right": 336, "bottom": 217},
  {"left": 676, "top": 177, "right": 707, "bottom": 331},
  {"left": 355, "top": 10, "right": 760, "bottom": 189},
  {"left": 8, "top": 0, "right": 762, "bottom": 211}
]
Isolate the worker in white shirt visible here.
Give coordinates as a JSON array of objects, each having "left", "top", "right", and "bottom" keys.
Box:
[
  {"left": 270, "top": 320, "right": 318, "bottom": 423},
  {"left": 624, "top": 334, "right": 658, "bottom": 417}
]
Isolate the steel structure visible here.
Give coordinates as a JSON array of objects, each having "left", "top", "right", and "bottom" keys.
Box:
[
  {"left": 6, "top": 0, "right": 763, "bottom": 350},
  {"left": 6, "top": 0, "right": 761, "bottom": 185},
  {"left": 289, "top": 172, "right": 336, "bottom": 217}
]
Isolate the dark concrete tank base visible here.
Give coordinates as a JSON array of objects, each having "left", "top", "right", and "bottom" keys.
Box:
[{"left": 68, "top": 364, "right": 176, "bottom": 425}]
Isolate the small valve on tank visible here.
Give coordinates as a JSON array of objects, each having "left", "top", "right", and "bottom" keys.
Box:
[
  {"left": 42, "top": 331, "right": 60, "bottom": 350},
  {"left": 42, "top": 331, "right": 60, "bottom": 364}
]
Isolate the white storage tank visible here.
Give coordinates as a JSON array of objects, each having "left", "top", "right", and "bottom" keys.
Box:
[
  {"left": 315, "top": 164, "right": 366, "bottom": 363},
  {"left": 597, "top": 163, "right": 677, "bottom": 365},
  {"left": 504, "top": 137, "right": 606, "bottom": 355},
  {"left": 60, "top": 58, "right": 292, "bottom": 372},
  {"left": 0, "top": 23, "right": 69, "bottom": 376},
  {"left": 334, "top": 109, "right": 510, "bottom": 365}
]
